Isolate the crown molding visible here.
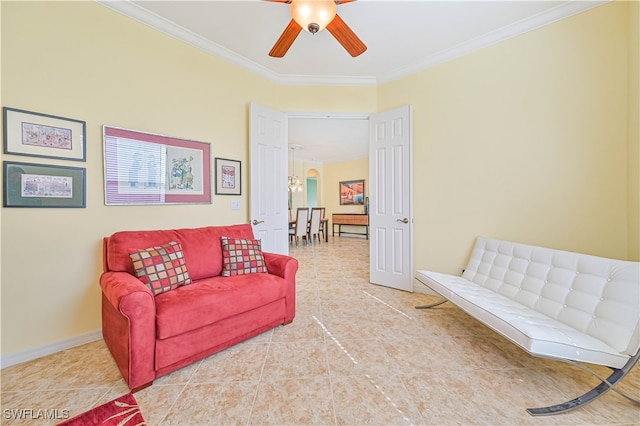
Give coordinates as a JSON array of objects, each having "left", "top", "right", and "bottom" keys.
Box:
[
  {"left": 273, "top": 73, "right": 377, "bottom": 87},
  {"left": 97, "top": 0, "right": 378, "bottom": 86},
  {"left": 377, "top": 0, "right": 610, "bottom": 85},
  {"left": 96, "top": 0, "right": 287, "bottom": 81},
  {"left": 97, "top": 0, "right": 609, "bottom": 87}
]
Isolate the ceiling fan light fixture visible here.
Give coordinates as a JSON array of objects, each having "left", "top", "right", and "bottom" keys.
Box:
[{"left": 290, "top": 0, "right": 337, "bottom": 34}]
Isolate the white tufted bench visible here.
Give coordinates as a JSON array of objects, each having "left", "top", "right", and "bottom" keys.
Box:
[{"left": 415, "top": 236, "right": 640, "bottom": 415}]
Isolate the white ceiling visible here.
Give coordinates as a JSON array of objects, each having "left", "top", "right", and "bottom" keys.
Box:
[
  {"left": 98, "top": 0, "right": 607, "bottom": 163},
  {"left": 289, "top": 115, "right": 370, "bottom": 164}
]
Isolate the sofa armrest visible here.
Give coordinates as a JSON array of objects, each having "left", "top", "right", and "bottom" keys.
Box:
[
  {"left": 263, "top": 252, "right": 298, "bottom": 324},
  {"left": 100, "top": 271, "right": 154, "bottom": 309},
  {"left": 263, "top": 252, "right": 298, "bottom": 280},
  {"left": 100, "top": 271, "right": 156, "bottom": 390}
]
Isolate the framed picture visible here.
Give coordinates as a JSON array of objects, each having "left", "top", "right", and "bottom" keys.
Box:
[
  {"left": 339, "top": 179, "right": 365, "bottom": 205},
  {"left": 3, "top": 161, "right": 86, "bottom": 208},
  {"left": 215, "top": 158, "right": 241, "bottom": 195},
  {"left": 3, "top": 107, "right": 86, "bottom": 161},
  {"left": 103, "top": 126, "right": 211, "bottom": 205}
]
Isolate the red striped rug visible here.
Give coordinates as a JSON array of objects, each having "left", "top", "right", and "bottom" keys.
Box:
[{"left": 57, "top": 393, "right": 146, "bottom": 426}]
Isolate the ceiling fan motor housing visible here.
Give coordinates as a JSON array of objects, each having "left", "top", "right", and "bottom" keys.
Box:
[
  {"left": 269, "top": 0, "right": 367, "bottom": 58},
  {"left": 290, "top": 0, "right": 337, "bottom": 33}
]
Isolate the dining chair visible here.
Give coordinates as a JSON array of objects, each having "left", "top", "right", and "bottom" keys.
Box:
[
  {"left": 288, "top": 208, "right": 293, "bottom": 231},
  {"left": 289, "top": 207, "right": 309, "bottom": 247},
  {"left": 318, "top": 207, "right": 326, "bottom": 241},
  {"left": 309, "top": 208, "right": 322, "bottom": 244}
]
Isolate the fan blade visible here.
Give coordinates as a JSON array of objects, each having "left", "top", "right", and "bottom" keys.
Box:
[
  {"left": 269, "top": 19, "right": 302, "bottom": 57},
  {"left": 326, "top": 14, "right": 367, "bottom": 57}
]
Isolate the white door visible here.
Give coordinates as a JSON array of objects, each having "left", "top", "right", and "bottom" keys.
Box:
[
  {"left": 369, "top": 105, "right": 413, "bottom": 291},
  {"left": 249, "top": 103, "right": 289, "bottom": 255}
]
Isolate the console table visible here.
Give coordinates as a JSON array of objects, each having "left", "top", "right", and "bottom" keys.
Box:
[{"left": 332, "top": 213, "right": 369, "bottom": 239}]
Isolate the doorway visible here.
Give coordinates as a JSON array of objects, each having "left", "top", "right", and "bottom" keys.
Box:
[
  {"left": 251, "top": 106, "right": 413, "bottom": 289},
  {"left": 306, "top": 166, "right": 321, "bottom": 207},
  {"left": 306, "top": 177, "right": 317, "bottom": 207},
  {"left": 288, "top": 113, "right": 369, "bottom": 215}
]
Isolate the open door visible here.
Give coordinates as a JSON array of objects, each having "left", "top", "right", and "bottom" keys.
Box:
[
  {"left": 249, "top": 103, "right": 289, "bottom": 255},
  {"left": 369, "top": 105, "right": 413, "bottom": 291}
]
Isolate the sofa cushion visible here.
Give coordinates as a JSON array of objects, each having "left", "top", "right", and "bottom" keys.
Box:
[
  {"left": 221, "top": 237, "right": 268, "bottom": 276},
  {"left": 105, "top": 224, "right": 257, "bottom": 280},
  {"left": 129, "top": 241, "right": 191, "bottom": 295},
  {"left": 154, "top": 274, "right": 288, "bottom": 339}
]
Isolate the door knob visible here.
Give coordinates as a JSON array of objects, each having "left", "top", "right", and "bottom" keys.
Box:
[
  {"left": 252, "top": 220, "right": 264, "bottom": 225},
  {"left": 397, "top": 218, "right": 409, "bottom": 224}
]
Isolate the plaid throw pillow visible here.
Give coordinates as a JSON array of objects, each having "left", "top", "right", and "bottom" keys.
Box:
[
  {"left": 221, "top": 236, "right": 268, "bottom": 276},
  {"left": 128, "top": 241, "right": 191, "bottom": 295}
]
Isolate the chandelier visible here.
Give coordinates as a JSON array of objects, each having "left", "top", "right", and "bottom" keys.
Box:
[{"left": 288, "top": 145, "right": 304, "bottom": 193}]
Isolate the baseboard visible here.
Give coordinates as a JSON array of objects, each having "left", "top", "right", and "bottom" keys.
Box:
[{"left": 1, "top": 330, "right": 103, "bottom": 369}]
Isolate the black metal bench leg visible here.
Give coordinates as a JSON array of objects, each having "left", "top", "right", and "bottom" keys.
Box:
[
  {"left": 415, "top": 298, "right": 449, "bottom": 309},
  {"left": 527, "top": 350, "right": 640, "bottom": 416}
]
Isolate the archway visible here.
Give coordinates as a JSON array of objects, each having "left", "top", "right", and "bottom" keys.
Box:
[{"left": 306, "top": 168, "right": 320, "bottom": 207}]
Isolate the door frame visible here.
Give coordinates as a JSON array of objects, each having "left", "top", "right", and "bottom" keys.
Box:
[{"left": 286, "top": 110, "right": 414, "bottom": 291}]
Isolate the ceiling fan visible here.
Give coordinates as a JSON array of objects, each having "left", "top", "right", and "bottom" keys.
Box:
[{"left": 266, "top": 0, "right": 367, "bottom": 58}]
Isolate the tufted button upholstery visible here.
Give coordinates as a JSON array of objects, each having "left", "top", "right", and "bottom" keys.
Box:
[{"left": 417, "top": 237, "right": 640, "bottom": 370}]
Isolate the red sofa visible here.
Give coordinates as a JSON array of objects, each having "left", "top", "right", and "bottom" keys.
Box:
[{"left": 100, "top": 224, "right": 298, "bottom": 391}]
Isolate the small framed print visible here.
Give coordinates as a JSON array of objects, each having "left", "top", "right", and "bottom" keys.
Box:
[
  {"left": 215, "top": 158, "right": 241, "bottom": 195},
  {"left": 3, "top": 107, "right": 86, "bottom": 161},
  {"left": 3, "top": 161, "right": 86, "bottom": 208}
]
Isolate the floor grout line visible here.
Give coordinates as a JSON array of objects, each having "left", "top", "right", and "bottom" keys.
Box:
[
  {"left": 1, "top": 237, "right": 639, "bottom": 425},
  {"left": 246, "top": 330, "right": 273, "bottom": 426}
]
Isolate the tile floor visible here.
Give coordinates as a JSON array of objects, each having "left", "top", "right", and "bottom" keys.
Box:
[{"left": 1, "top": 236, "right": 639, "bottom": 425}]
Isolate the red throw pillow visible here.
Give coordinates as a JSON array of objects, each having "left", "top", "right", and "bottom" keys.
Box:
[
  {"left": 221, "top": 236, "right": 268, "bottom": 276},
  {"left": 128, "top": 241, "right": 191, "bottom": 295}
]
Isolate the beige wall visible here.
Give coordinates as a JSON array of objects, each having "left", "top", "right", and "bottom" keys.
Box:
[
  {"left": 0, "top": 2, "right": 375, "bottom": 356},
  {"left": 276, "top": 86, "right": 376, "bottom": 113},
  {"left": 379, "top": 1, "right": 636, "bottom": 274},
  {"left": 628, "top": 0, "right": 640, "bottom": 260},
  {"left": 323, "top": 158, "right": 369, "bottom": 236},
  {"left": 0, "top": 1, "right": 4, "bottom": 354},
  {"left": 1, "top": 1, "right": 263, "bottom": 356},
  {"left": 1, "top": 1, "right": 637, "bottom": 358},
  {"left": 323, "top": 158, "right": 369, "bottom": 217}
]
